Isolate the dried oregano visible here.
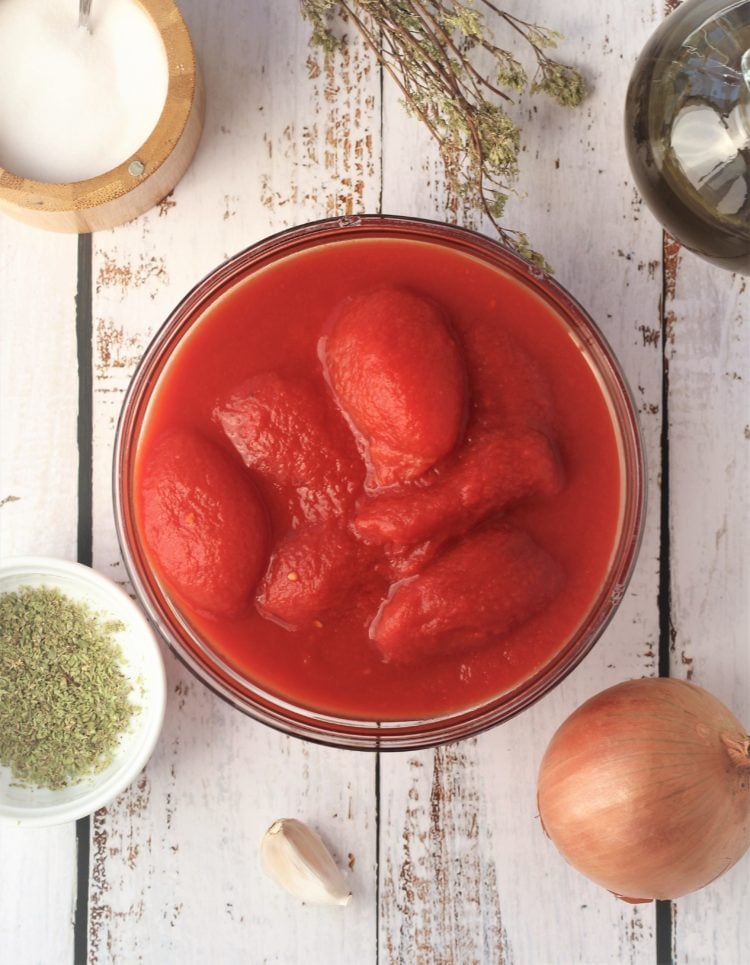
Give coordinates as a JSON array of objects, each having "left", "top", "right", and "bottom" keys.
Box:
[
  {"left": 300, "top": 0, "right": 586, "bottom": 271},
  {"left": 0, "top": 586, "right": 137, "bottom": 789}
]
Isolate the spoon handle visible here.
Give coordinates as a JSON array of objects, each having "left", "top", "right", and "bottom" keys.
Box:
[{"left": 79, "top": 0, "right": 92, "bottom": 30}]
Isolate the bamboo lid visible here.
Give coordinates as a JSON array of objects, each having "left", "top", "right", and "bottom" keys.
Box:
[{"left": 0, "top": 0, "right": 204, "bottom": 233}]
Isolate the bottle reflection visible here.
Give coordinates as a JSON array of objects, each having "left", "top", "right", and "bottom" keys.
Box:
[
  {"left": 670, "top": 100, "right": 748, "bottom": 216},
  {"left": 625, "top": 1, "right": 750, "bottom": 272}
]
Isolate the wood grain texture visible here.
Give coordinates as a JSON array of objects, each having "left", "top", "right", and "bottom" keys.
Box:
[
  {"left": 0, "top": 224, "right": 79, "bottom": 962},
  {"left": 87, "top": 678, "right": 376, "bottom": 963},
  {"left": 1, "top": 0, "right": 747, "bottom": 962},
  {"left": 378, "top": 1, "right": 664, "bottom": 961},
  {"left": 665, "top": 249, "right": 750, "bottom": 964},
  {"left": 0, "top": 227, "right": 79, "bottom": 557},
  {"left": 87, "top": 1, "right": 380, "bottom": 961}
]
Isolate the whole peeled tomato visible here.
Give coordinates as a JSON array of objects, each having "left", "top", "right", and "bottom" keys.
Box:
[
  {"left": 257, "top": 520, "right": 374, "bottom": 629},
  {"left": 139, "top": 428, "right": 269, "bottom": 616},
  {"left": 537, "top": 677, "right": 750, "bottom": 901},
  {"left": 354, "top": 426, "right": 563, "bottom": 547},
  {"left": 213, "top": 371, "right": 364, "bottom": 523},
  {"left": 324, "top": 287, "right": 467, "bottom": 488},
  {"left": 372, "top": 523, "right": 562, "bottom": 663}
]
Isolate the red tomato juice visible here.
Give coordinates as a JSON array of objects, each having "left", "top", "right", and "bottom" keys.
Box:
[{"left": 133, "top": 237, "right": 623, "bottom": 720}]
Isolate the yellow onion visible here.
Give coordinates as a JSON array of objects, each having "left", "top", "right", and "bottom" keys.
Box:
[{"left": 537, "top": 677, "right": 750, "bottom": 900}]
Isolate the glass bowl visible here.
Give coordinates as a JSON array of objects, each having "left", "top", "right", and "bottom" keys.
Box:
[{"left": 114, "top": 215, "right": 644, "bottom": 751}]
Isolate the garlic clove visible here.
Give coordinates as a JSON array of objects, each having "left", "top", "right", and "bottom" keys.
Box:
[{"left": 260, "top": 818, "right": 352, "bottom": 906}]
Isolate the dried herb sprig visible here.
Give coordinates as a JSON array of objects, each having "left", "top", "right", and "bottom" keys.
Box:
[
  {"left": 0, "top": 586, "right": 137, "bottom": 789},
  {"left": 300, "top": 0, "right": 586, "bottom": 269}
]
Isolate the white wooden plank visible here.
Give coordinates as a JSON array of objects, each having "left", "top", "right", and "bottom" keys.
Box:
[
  {"left": 0, "top": 823, "right": 79, "bottom": 964},
  {"left": 1, "top": 2, "right": 744, "bottom": 963},
  {"left": 378, "top": 1, "right": 664, "bottom": 961},
  {"left": 87, "top": 0, "right": 380, "bottom": 960},
  {"left": 0, "top": 225, "right": 79, "bottom": 559},
  {"left": 666, "top": 249, "right": 750, "bottom": 965},
  {"left": 0, "top": 223, "right": 79, "bottom": 963},
  {"left": 89, "top": 682, "right": 376, "bottom": 964}
]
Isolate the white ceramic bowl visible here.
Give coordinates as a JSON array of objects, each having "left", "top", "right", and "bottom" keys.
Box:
[{"left": 0, "top": 557, "right": 166, "bottom": 827}]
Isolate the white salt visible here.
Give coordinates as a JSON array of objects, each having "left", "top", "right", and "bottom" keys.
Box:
[{"left": 0, "top": 0, "right": 169, "bottom": 183}]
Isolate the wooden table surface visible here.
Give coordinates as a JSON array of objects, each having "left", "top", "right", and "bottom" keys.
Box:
[{"left": 1, "top": 1, "right": 748, "bottom": 963}]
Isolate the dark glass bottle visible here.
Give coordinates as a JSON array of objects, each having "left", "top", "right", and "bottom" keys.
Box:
[{"left": 625, "top": 0, "right": 750, "bottom": 272}]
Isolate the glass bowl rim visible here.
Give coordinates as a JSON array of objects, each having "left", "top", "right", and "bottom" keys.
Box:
[{"left": 113, "top": 213, "right": 645, "bottom": 752}]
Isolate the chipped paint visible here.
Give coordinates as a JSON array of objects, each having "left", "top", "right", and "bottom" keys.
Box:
[
  {"left": 89, "top": 776, "right": 152, "bottom": 961},
  {"left": 0, "top": 494, "right": 20, "bottom": 508},
  {"left": 89, "top": 807, "right": 112, "bottom": 963},
  {"left": 223, "top": 194, "right": 239, "bottom": 221},
  {"left": 259, "top": 21, "right": 378, "bottom": 223},
  {"left": 641, "top": 639, "right": 657, "bottom": 668},
  {"left": 157, "top": 192, "right": 177, "bottom": 217},
  {"left": 663, "top": 233, "right": 681, "bottom": 301},
  {"left": 639, "top": 324, "right": 660, "bottom": 347},
  {"left": 664, "top": 308, "right": 678, "bottom": 344},
  {"left": 381, "top": 744, "right": 508, "bottom": 964},
  {"left": 95, "top": 317, "right": 148, "bottom": 378},
  {"left": 636, "top": 258, "right": 660, "bottom": 279},
  {"left": 96, "top": 251, "right": 169, "bottom": 298},
  {"left": 620, "top": 903, "right": 655, "bottom": 965},
  {"left": 174, "top": 679, "right": 191, "bottom": 712}
]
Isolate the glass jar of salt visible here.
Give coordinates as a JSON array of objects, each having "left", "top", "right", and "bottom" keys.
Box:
[{"left": 625, "top": 0, "right": 750, "bottom": 273}]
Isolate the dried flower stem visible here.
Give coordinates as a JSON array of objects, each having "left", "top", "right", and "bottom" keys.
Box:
[{"left": 300, "top": 0, "right": 586, "bottom": 270}]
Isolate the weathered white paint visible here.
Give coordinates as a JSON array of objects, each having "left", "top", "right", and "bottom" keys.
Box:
[
  {"left": 87, "top": 1, "right": 379, "bottom": 962},
  {"left": 1, "top": 0, "right": 748, "bottom": 962},
  {"left": 0, "top": 226, "right": 79, "bottom": 559},
  {"left": 666, "top": 249, "right": 750, "bottom": 965},
  {"left": 379, "top": 1, "right": 663, "bottom": 960},
  {"left": 0, "top": 224, "right": 79, "bottom": 961}
]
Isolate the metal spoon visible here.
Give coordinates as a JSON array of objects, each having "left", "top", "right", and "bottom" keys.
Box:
[{"left": 79, "top": 0, "right": 92, "bottom": 31}]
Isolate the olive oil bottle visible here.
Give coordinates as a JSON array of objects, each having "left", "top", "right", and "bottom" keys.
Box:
[{"left": 625, "top": 0, "right": 750, "bottom": 273}]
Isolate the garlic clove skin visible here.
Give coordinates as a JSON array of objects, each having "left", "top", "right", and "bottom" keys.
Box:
[{"left": 260, "top": 818, "right": 352, "bottom": 906}]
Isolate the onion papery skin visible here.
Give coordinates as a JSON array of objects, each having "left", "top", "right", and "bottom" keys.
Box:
[{"left": 537, "top": 678, "right": 750, "bottom": 900}]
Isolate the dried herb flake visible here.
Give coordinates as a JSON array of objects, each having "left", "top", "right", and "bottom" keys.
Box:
[{"left": 0, "top": 585, "right": 138, "bottom": 789}]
